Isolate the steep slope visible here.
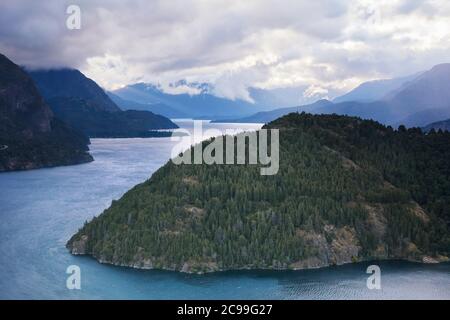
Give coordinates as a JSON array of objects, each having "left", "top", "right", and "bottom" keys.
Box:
[
  {"left": 29, "top": 69, "right": 120, "bottom": 112},
  {"left": 68, "top": 113, "right": 450, "bottom": 273},
  {"left": 218, "top": 100, "right": 398, "bottom": 125},
  {"left": 423, "top": 118, "right": 450, "bottom": 132},
  {"left": 388, "top": 64, "right": 450, "bottom": 113},
  {"left": 0, "top": 53, "right": 92, "bottom": 171},
  {"left": 113, "top": 83, "right": 259, "bottom": 119},
  {"left": 333, "top": 73, "right": 419, "bottom": 103},
  {"left": 313, "top": 100, "right": 400, "bottom": 125},
  {"left": 29, "top": 69, "right": 178, "bottom": 137},
  {"left": 390, "top": 64, "right": 450, "bottom": 126}
]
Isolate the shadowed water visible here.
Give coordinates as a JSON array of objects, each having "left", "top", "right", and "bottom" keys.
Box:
[{"left": 0, "top": 120, "right": 449, "bottom": 300}]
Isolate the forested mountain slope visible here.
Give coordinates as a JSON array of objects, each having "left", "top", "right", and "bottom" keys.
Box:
[
  {"left": 0, "top": 54, "right": 92, "bottom": 171},
  {"left": 68, "top": 113, "right": 450, "bottom": 273},
  {"left": 29, "top": 69, "right": 178, "bottom": 137}
]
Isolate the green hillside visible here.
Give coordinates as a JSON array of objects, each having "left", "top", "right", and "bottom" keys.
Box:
[{"left": 68, "top": 113, "right": 450, "bottom": 273}]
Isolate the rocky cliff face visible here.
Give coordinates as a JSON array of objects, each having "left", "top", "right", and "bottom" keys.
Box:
[
  {"left": 0, "top": 54, "right": 52, "bottom": 135},
  {"left": 0, "top": 53, "right": 93, "bottom": 171}
]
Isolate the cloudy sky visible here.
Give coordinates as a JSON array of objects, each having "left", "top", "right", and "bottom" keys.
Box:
[{"left": 1, "top": 0, "right": 450, "bottom": 102}]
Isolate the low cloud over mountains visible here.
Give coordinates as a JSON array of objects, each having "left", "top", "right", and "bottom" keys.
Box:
[{"left": 1, "top": 0, "right": 450, "bottom": 102}]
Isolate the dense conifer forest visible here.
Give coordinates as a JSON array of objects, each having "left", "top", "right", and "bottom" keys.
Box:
[{"left": 68, "top": 113, "right": 450, "bottom": 273}]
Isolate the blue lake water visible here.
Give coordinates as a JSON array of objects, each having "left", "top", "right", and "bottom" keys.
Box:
[{"left": 0, "top": 120, "right": 449, "bottom": 300}]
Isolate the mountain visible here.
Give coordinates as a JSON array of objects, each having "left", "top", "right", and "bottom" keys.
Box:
[
  {"left": 107, "top": 92, "right": 187, "bottom": 119},
  {"left": 46, "top": 97, "right": 179, "bottom": 138},
  {"left": 0, "top": 54, "right": 92, "bottom": 172},
  {"left": 423, "top": 118, "right": 450, "bottom": 132},
  {"left": 213, "top": 99, "right": 333, "bottom": 123},
  {"left": 394, "top": 108, "right": 450, "bottom": 128},
  {"left": 216, "top": 99, "right": 398, "bottom": 125},
  {"left": 247, "top": 86, "right": 334, "bottom": 110},
  {"left": 389, "top": 64, "right": 450, "bottom": 111},
  {"left": 29, "top": 69, "right": 178, "bottom": 137},
  {"left": 113, "top": 82, "right": 334, "bottom": 119},
  {"left": 313, "top": 100, "right": 400, "bottom": 125},
  {"left": 224, "top": 64, "right": 450, "bottom": 127},
  {"left": 333, "top": 73, "right": 419, "bottom": 103},
  {"left": 389, "top": 64, "right": 450, "bottom": 126},
  {"left": 113, "top": 83, "right": 260, "bottom": 119},
  {"left": 322, "top": 64, "right": 450, "bottom": 125},
  {"left": 29, "top": 69, "right": 120, "bottom": 112},
  {"left": 68, "top": 113, "right": 450, "bottom": 273}
]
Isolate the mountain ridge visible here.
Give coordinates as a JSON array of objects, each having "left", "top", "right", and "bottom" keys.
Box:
[
  {"left": 333, "top": 73, "right": 420, "bottom": 104},
  {"left": 0, "top": 53, "right": 93, "bottom": 171},
  {"left": 107, "top": 91, "right": 187, "bottom": 119},
  {"left": 212, "top": 99, "right": 333, "bottom": 123},
  {"left": 29, "top": 69, "right": 179, "bottom": 137},
  {"left": 113, "top": 82, "right": 260, "bottom": 119},
  {"left": 29, "top": 68, "right": 121, "bottom": 113},
  {"left": 220, "top": 63, "right": 450, "bottom": 127},
  {"left": 423, "top": 118, "right": 450, "bottom": 132}
]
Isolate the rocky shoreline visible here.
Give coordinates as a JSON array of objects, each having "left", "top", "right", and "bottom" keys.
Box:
[
  {"left": 0, "top": 154, "right": 93, "bottom": 172},
  {"left": 67, "top": 234, "right": 448, "bottom": 275},
  {"left": 70, "top": 252, "right": 449, "bottom": 275}
]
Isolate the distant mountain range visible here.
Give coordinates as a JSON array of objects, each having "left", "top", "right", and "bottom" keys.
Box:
[
  {"left": 112, "top": 83, "right": 260, "bottom": 119},
  {"left": 214, "top": 100, "right": 333, "bottom": 123},
  {"left": 248, "top": 86, "right": 330, "bottom": 109},
  {"left": 332, "top": 73, "right": 420, "bottom": 103},
  {"left": 111, "top": 80, "right": 335, "bottom": 119},
  {"left": 107, "top": 92, "right": 187, "bottom": 119},
  {"left": 0, "top": 54, "right": 92, "bottom": 172},
  {"left": 29, "top": 69, "right": 178, "bottom": 138},
  {"left": 220, "top": 64, "right": 450, "bottom": 127},
  {"left": 14, "top": 56, "right": 450, "bottom": 137},
  {"left": 423, "top": 118, "right": 450, "bottom": 132},
  {"left": 110, "top": 84, "right": 318, "bottom": 119}
]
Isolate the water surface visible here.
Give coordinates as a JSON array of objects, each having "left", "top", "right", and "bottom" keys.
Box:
[{"left": 0, "top": 120, "right": 449, "bottom": 300}]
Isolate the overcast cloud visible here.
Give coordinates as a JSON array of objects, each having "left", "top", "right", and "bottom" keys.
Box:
[{"left": 1, "top": 0, "right": 450, "bottom": 101}]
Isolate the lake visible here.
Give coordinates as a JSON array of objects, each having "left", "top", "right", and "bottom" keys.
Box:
[{"left": 0, "top": 120, "right": 449, "bottom": 300}]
